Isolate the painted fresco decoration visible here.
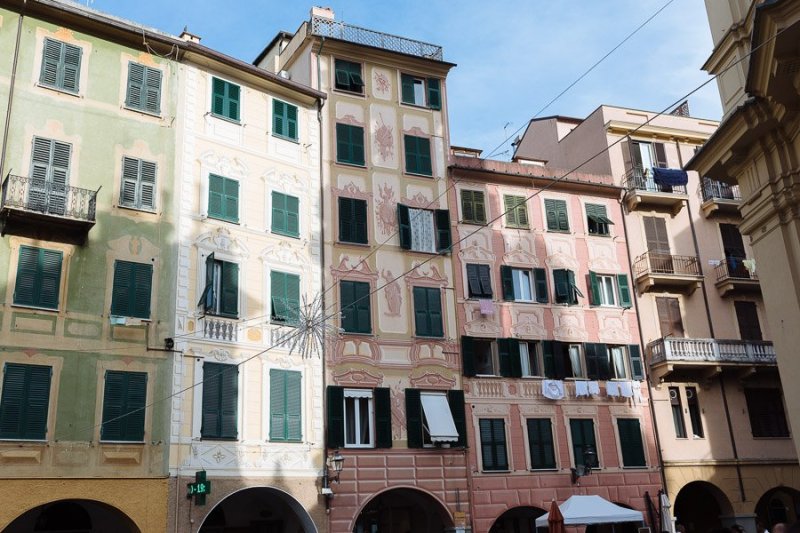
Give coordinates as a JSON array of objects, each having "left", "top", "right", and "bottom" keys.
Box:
[
  {"left": 374, "top": 114, "right": 394, "bottom": 161},
  {"left": 375, "top": 183, "right": 398, "bottom": 234},
  {"left": 381, "top": 269, "right": 403, "bottom": 316}
]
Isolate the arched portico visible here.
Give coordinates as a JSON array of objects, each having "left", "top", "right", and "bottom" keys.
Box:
[
  {"left": 3, "top": 499, "right": 140, "bottom": 533},
  {"left": 351, "top": 487, "right": 454, "bottom": 533},
  {"left": 755, "top": 486, "right": 800, "bottom": 529},
  {"left": 197, "top": 486, "right": 318, "bottom": 533},
  {"left": 489, "top": 506, "right": 546, "bottom": 533},
  {"left": 674, "top": 481, "right": 734, "bottom": 533}
]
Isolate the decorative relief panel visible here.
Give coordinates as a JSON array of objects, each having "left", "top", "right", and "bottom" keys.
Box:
[
  {"left": 472, "top": 403, "right": 510, "bottom": 416},
  {"left": 335, "top": 337, "right": 377, "bottom": 363},
  {"left": 458, "top": 236, "right": 495, "bottom": 263},
  {"left": 373, "top": 114, "right": 395, "bottom": 164},
  {"left": 543, "top": 236, "right": 579, "bottom": 271},
  {"left": 411, "top": 342, "right": 455, "bottom": 366},
  {"left": 196, "top": 227, "right": 250, "bottom": 258},
  {"left": 390, "top": 381, "right": 406, "bottom": 441},
  {"left": 552, "top": 308, "right": 588, "bottom": 342},
  {"left": 587, "top": 240, "right": 621, "bottom": 272},
  {"left": 260, "top": 241, "right": 309, "bottom": 268},
  {"left": 329, "top": 255, "right": 378, "bottom": 282},
  {"left": 185, "top": 443, "right": 314, "bottom": 471},
  {"left": 464, "top": 305, "right": 501, "bottom": 337},
  {"left": 402, "top": 190, "right": 436, "bottom": 209},
  {"left": 609, "top": 405, "right": 642, "bottom": 416},
  {"left": 562, "top": 405, "right": 598, "bottom": 416},
  {"left": 510, "top": 308, "right": 547, "bottom": 338},
  {"left": 409, "top": 368, "right": 456, "bottom": 389},
  {"left": 334, "top": 180, "right": 370, "bottom": 200},
  {"left": 200, "top": 151, "right": 247, "bottom": 180},
  {"left": 380, "top": 269, "right": 402, "bottom": 317},
  {"left": 332, "top": 367, "right": 383, "bottom": 387},
  {"left": 519, "top": 404, "right": 556, "bottom": 416},
  {"left": 262, "top": 168, "right": 304, "bottom": 195},
  {"left": 405, "top": 261, "right": 448, "bottom": 287},
  {"left": 596, "top": 312, "right": 632, "bottom": 344},
  {"left": 503, "top": 236, "right": 539, "bottom": 267}
]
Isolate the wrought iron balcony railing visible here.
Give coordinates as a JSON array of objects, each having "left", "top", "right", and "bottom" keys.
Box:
[
  {"left": 623, "top": 167, "right": 687, "bottom": 195},
  {"left": 310, "top": 15, "right": 444, "bottom": 60},
  {"left": 1, "top": 174, "right": 97, "bottom": 222},
  {"left": 648, "top": 337, "right": 775, "bottom": 366},
  {"left": 633, "top": 252, "right": 701, "bottom": 278},
  {"left": 701, "top": 178, "right": 741, "bottom": 202},
  {"left": 715, "top": 257, "right": 757, "bottom": 282}
]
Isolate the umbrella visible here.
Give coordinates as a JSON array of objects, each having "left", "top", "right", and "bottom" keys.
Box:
[
  {"left": 548, "top": 499, "right": 565, "bottom": 533},
  {"left": 660, "top": 491, "right": 675, "bottom": 533}
]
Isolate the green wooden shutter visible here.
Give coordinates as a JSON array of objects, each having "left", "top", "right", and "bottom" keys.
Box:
[
  {"left": 226, "top": 82, "right": 240, "bottom": 121},
  {"left": 397, "top": 204, "right": 412, "bottom": 249},
  {"left": 405, "top": 388, "right": 422, "bottom": 448},
  {"left": 461, "top": 190, "right": 475, "bottom": 222},
  {"left": 219, "top": 261, "right": 239, "bottom": 317},
  {"left": 286, "top": 195, "right": 300, "bottom": 236},
  {"left": 533, "top": 268, "right": 548, "bottom": 303},
  {"left": 404, "top": 135, "right": 417, "bottom": 174},
  {"left": 570, "top": 419, "right": 597, "bottom": 467},
  {"left": 61, "top": 42, "right": 82, "bottom": 92},
  {"left": 272, "top": 191, "right": 286, "bottom": 234},
  {"left": 618, "top": 418, "right": 646, "bottom": 467},
  {"left": 374, "top": 387, "right": 392, "bottom": 448},
  {"left": 505, "top": 196, "right": 527, "bottom": 227},
  {"left": 0, "top": 363, "right": 51, "bottom": 440},
  {"left": 286, "top": 371, "right": 303, "bottom": 441},
  {"left": 414, "top": 287, "right": 443, "bottom": 337},
  {"left": 339, "top": 197, "right": 353, "bottom": 242},
  {"left": 336, "top": 124, "right": 365, "bottom": 166},
  {"left": 139, "top": 160, "right": 156, "bottom": 210},
  {"left": 39, "top": 38, "right": 62, "bottom": 87},
  {"left": 224, "top": 178, "right": 239, "bottom": 222},
  {"left": 102, "top": 371, "right": 146, "bottom": 442},
  {"left": 584, "top": 343, "right": 610, "bottom": 380},
  {"left": 478, "top": 264, "right": 492, "bottom": 297},
  {"left": 208, "top": 174, "right": 223, "bottom": 218},
  {"left": 209, "top": 174, "right": 238, "bottom": 222},
  {"left": 143, "top": 66, "right": 162, "bottom": 114},
  {"left": 557, "top": 201, "right": 569, "bottom": 231},
  {"left": 273, "top": 99, "right": 286, "bottom": 137},
  {"left": 269, "top": 369, "right": 286, "bottom": 440},
  {"left": 427, "top": 78, "right": 441, "bottom": 110},
  {"left": 126, "top": 62, "right": 145, "bottom": 110},
  {"left": 401, "top": 74, "right": 415, "bottom": 104},
  {"left": 326, "top": 386, "right": 345, "bottom": 448},
  {"left": 336, "top": 123, "right": 349, "bottom": 163},
  {"left": 500, "top": 265, "right": 514, "bottom": 300},
  {"left": 340, "top": 281, "right": 371, "bottom": 334},
  {"left": 542, "top": 341, "right": 556, "bottom": 378},
  {"left": 120, "top": 157, "right": 139, "bottom": 208},
  {"left": 480, "top": 419, "right": 507, "bottom": 470},
  {"left": 287, "top": 104, "right": 298, "bottom": 140},
  {"left": 527, "top": 418, "right": 555, "bottom": 469},
  {"left": 14, "top": 247, "right": 62, "bottom": 310},
  {"left": 13, "top": 246, "right": 40, "bottom": 307},
  {"left": 588, "top": 271, "right": 600, "bottom": 306},
  {"left": 435, "top": 209, "right": 451, "bottom": 252},
  {"left": 202, "top": 363, "right": 222, "bottom": 438},
  {"left": 554, "top": 269, "right": 569, "bottom": 304},
  {"left": 111, "top": 261, "right": 153, "bottom": 319},
  {"left": 111, "top": 260, "right": 133, "bottom": 316},
  {"left": 545, "top": 199, "right": 569, "bottom": 231},
  {"left": 220, "top": 364, "right": 239, "bottom": 439},
  {"left": 567, "top": 270, "right": 578, "bottom": 304},
  {"left": 628, "top": 344, "right": 644, "bottom": 380},
  {"left": 461, "top": 336, "right": 476, "bottom": 377},
  {"left": 354, "top": 198, "right": 368, "bottom": 243},
  {"left": 617, "top": 274, "right": 632, "bottom": 308},
  {"left": 405, "top": 135, "right": 432, "bottom": 176},
  {"left": 448, "top": 390, "right": 466, "bottom": 447},
  {"left": 212, "top": 78, "right": 226, "bottom": 116},
  {"left": 498, "top": 338, "right": 521, "bottom": 378},
  {"left": 466, "top": 264, "right": 481, "bottom": 297}
]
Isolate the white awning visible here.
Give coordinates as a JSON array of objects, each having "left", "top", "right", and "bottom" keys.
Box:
[
  {"left": 421, "top": 393, "right": 459, "bottom": 443},
  {"left": 535, "top": 495, "right": 644, "bottom": 526}
]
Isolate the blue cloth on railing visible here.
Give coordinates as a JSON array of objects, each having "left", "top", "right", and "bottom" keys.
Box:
[{"left": 652, "top": 167, "right": 688, "bottom": 186}]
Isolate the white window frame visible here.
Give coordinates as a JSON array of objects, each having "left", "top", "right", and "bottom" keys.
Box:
[
  {"left": 597, "top": 274, "right": 617, "bottom": 307},
  {"left": 344, "top": 388, "right": 374, "bottom": 448},
  {"left": 511, "top": 268, "right": 535, "bottom": 301},
  {"left": 520, "top": 341, "right": 542, "bottom": 377},
  {"left": 408, "top": 207, "right": 438, "bottom": 253},
  {"left": 567, "top": 344, "right": 585, "bottom": 378},
  {"left": 609, "top": 345, "right": 629, "bottom": 380},
  {"left": 473, "top": 339, "right": 499, "bottom": 377}
]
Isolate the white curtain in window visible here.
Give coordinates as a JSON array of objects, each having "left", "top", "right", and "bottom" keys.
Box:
[
  {"left": 569, "top": 345, "right": 583, "bottom": 377},
  {"left": 409, "top": 208, "right": 436, "bottom": 253},
  {"left": 611, "top": 346, "right": 627, "bottom": 379}
]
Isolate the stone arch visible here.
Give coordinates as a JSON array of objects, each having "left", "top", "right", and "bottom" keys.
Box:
[
  {"left": 489, "top": 505, "right": 546, "bottom": 533},
  {"left": 4, "top": 499, "right": 140, "bottom": 533},
  {"left": 674, "top": 481, "right": 734, "bottom": 533},
  {"left": 351, "top": 486, "right": 454, "bottom": 533},
  {"left": 755, "top": 486, "right": 800, "bottom": 529},
  {"left": 197, "top": 485, "right": 317, "bottom": 533}
]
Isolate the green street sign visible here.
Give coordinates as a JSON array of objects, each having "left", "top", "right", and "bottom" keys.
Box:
[{"left": 187, "top": 470, "right": 211, "bottom": 505}]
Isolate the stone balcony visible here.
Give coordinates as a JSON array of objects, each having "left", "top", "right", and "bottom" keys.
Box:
[{"left": 647, "top": 337, "right": 776, "bottom": 382}]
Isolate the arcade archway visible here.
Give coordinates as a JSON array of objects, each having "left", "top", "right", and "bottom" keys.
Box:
[
  {"left": 3, "top": 499, "right": 140, "bottom": 533},
  {"left": 674, "top": 481, "right": 734, "bottom": 533},
  {"left": 198, "top": 486, "right": 317, "bottom": 533},
  {"left": 489, "top": 506, "right": 546, "bottom": 533},
  {"left": 352, "top": 487, "right": 453, "bottom": 533},
  {"left": 755, "top": 487, "right": 800, "bottom": 529}
]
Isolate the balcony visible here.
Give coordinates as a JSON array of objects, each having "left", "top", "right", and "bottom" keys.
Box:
[
  {"left": 623, "top": 168, "right": 688, "bottom": 214},
  {"left": 633, "top": 252, "right": 703, "bottom": 294},
  {"left": 714, "top": 257, "right": 759, "bottom": 297},
  {"left": 310, "top": 14, "right": 444, "bottom": 61},
  {"left": 700, "top": 178, "right": 742, "bottom": 218},
  {"left": 648, "top": 337, "right": 776, "bottom": 382},
  {"left": 201, "top": 316, "right": 238, "bottom": 342},
  {"left": 0, "top": 174, "right": 97, "bottom": 245}
]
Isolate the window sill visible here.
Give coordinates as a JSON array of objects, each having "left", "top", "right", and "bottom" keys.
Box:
[
  {"left": 209, "top": 113, "right": 241, "bottom": 125},
  {"left": 100, "top": 440, "right": 145, "bottom": 445},
  {"left": 333, "top": 88, "right": 366, "bottom": 98},
  {"left": 752, "top": 435, "right": 792, "bottom": 440},
  {"left": 201, "top": 437, "right": 239, "bottom": 442},
  {"left": 271, "top": 230, "right": 300, "bottom": 239},
  {"left": 124, "top": 104, "right": 162, "bottom": 118},
  {"left": 587, "top": 233, "right": 612, "bottom": 238},
  {"left": 481, "top": 469, "right": 511, "bottom": 474},
  {"left": 335, "top": 161, "right": 367, "bottom": 170},
  {"left": 344, "top": 444, "right": 375, "bottom": 449},
  {"left": 547, "top": 229, "right": 571, "bottom": 234},
  {"left": 272, "top": 133, "right": 300, "bottom": 144},
  {"left": 466, "top": 295, "right": 494, "bottom": 300},
  {"left": 505, "top": 225, "right": 531, "bottom": 230},
  {"left": 117, "top": 203, "right": 158, "bottom": 214},
  {"left": 460, "top": 219, "right": 488, "bottom": 226},
  {"left": 474, "top": 374, "right": 502, "bottom": 379},
  {"left": 37, "top": 82, "right": 80, "bottom": 97},
  {"left": 11, "top": 303, "right": 59, "bottom": 313},
  {"left": 337, "top": 240, "right": 370, "bottom": 247},
  {"left": 270, "top": 320, "right": 297, "bottom": 328},
  {"left": 0, "top": 438, "right": 47, "bottom": 443},
  {"left": 270, "top": 439, "right": 303, "bottom": 443},
  {"left": 207, "top": 215, "right": 240, "bottom": 225},
  {"left": 414, "top": 335, "right": 446, "bottom": 340},
  {"left": 204, "top": 313, "right": 239, "bottom": 320},
  {"left": 507, "top": 299, "right": 546, "bottom": 305},
  {"left": 622, "top": 465, "right": 648, "bottom": 469},
  {"left": 340, "top": 330, "right": 374, "bottom": 336},
  {"left": 529, "top": 467, "right": 559, "bottom": 472},
  {"left": 404, "top": 171, "right": 434, "bottom": 179}
]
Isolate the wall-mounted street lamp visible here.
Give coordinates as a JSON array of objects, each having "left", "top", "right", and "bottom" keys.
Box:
[
  {"left": 571, "top": 444, "right": 598, "bottom": 485},
  {"left": 322, "top": 450, "right": 346, "bottom": 501}
]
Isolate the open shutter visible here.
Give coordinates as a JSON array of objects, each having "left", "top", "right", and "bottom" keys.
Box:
[
  {"left": 286, "top": 273, "right": 300, "bottom": 325},
  {"left": 478, "top": 264, "right": 492, "bottom": 297},
  {"left": 219, "top": 261, "right": 238, "bottom": 317},
  {"left": 542, "top": 341, "right": 556, "bottom": 379},
  {"left": 584, "top": 343, "right": 610, "bottom": 380},
  {"left": 374, "top": 387, "right": 392, "bottom": 448},
  {"left": 498, "top": 339, "right": 521, "bottom": 378},
  {"left": 427, "top": 78, "right": 441, "bottom": 110},
  {"left": 435, "top": 209, "right": 451, "bottom": 252},
  {"left": 448, "top": 390, "right": 466, "bottom": 447},
  {"left": 461, "top": 336, "right": 476, "bottom": 377},
  {"left": 466, "top": 264, "right": 481, "bottom": 297},
  {"left": 628, "top": 344, "right": 644, "bottom": 380},
  {"left": 397, "top": 204, "right": 411, "bottom": 249},
  {"left": 220, "top": 365, "right": 239, "bottom": 439},
  {"left": 500, "top": 265, "right": 514, "bottom": 301},
  {"left": 567, "top": 270, "right": 578, "bottom": 304},
  {"left": 588, "top": 271, "right": 600, "bottom": 306},
  {"left": 553, "top": 269, "right": 569, "bottom": 303},
  {"left": 271, "top": 271, "right": 287, "bottom": 322},
  {"left": 405, "top": 388, "right": 422, "bottom": 448},
  {"left": 401, "top": 74, "right": 415, "bottom": 104},
  {"left": 534, "top": 268, "right": 548, "bottom": 303},
  {"left": 200, "top": 253, "right": 215, "bottom": 312},
  {"left": 326, "top": 386, "right": 344, "bottom": 448},
  {"left": 269, "top": 369, "right": 287, "bottom": 440},
  {"left": 617, "top": 274, "right": 632, "bottom": 308},
  {"left": 653, "top": 142, "right": 668, "bottom": 168}
]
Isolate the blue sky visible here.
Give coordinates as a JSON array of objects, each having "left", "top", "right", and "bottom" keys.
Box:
[{"left": 87, "top": 0, "right": 721, "bottom": 157}]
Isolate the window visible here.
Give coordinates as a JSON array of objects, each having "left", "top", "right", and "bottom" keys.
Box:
[
  {"left": 326, "top": 386, "right": 391, "bottom": 449},
  {"left": 734, "top": 301, "right": 762, "bottom": 341},
  {"left": 201, "top": 363, "right": 238, "bottom": 440},
  {"left": 644, "top": 216, "right": 671, "bottom": 255},
  {"left": 479, "top": 419, "right": 508, "bottom": 471},
  {"left": 656, "top": 297, "right": 684, "bottom": 337},
  {"left": 111, "top": 260, "right": 153, "bottom": 319},
  {"left": 501, "top": 266, "right": 548, "bottom": 303},
  {"left": 334, "top": 59, "right": 364, "bottom": 93},
  {"left": 669, "top": 387, "right": 687, "bottom": 438},
  {"left": 553, "top": 269, "right": 580, "bottom": 305},
  {"left": 271, "top": 191, "right": 299, "bottom": 237},
  {"left": 0, "top": 363, "right": 52, "bottom": 440},
  {"left": 413, "top": 286, "right": 444, "bottom": 338},
  {"left": 406, "top": 390, "right": 461, "bottom": 447},
  {"left": 404, "top": 135, "right": 433, "bottom": 176},
  {"left": 269, "top": 369, "right": 301, "bottom": 441},
  {"left": 120, "top": 157, "right": 156, "bottom": 211},
  {"left": 466, "top": 264, "right": 492, "bottom": 299},
  {"left": 272, "top": 99, "right": 298, "bottom": 141},
  {"left": 339, "top": 197, "right": 368, "bottom": 244},
  {"left": 545, "top": 199, "right": 569, "bottom": 231},
  {"left": 125, "top": 62, "right": 162, "bottom": 114},
  {"left": 14, "top": 246, "right": 62, "bottom": 310},
  {"left": 617, "top": 418, "right": 646, "bottom": 467},
  {"left": 336, "top": 123, "right": 365, "bottom": 166},
  {"left": 208, "top": 174, "right": 239, "bottom": 223},
  {"left": 397, "top": 204, "right": 451, "bottom": 253},
  {"left": 504, "top": 195, "right": 529, "bottom": 228},
  {"left": 586, "top": 203, "right": 612, "bottom": 235},
  {"left": 101, "top": 371, "right": 146, "bottom": 442},
  {"left": 340, "top": 280, "right": 371, "bottom": 334},
  {"left": 211, "top": 77, "right": 240, "bottom": 122},
  {"left": 686, "top": 387, "right": 704, "bottom": 438},
  {"left": 543, "top": 342, "right": 642, "bottom": 380},
  {"left": 460, "top": 190, "right": 486, "bottom": 224},
  {"left": 630, "top": 140, "right": 668, "bottom": 178},
  {"left": 271, "top": 271, "right": 300, "bottom": 325},
  {"left": 29, "top": 136, "right": 71, "bottom": 216},
  {"left": 608, "top": 346, "right": 628, "bottom": 379},
  {"left": 400, "top": 74, "right": 441, "bottom": 109},
  {"left": 520, "top": 341, "right": 542, "bottom": 377},
  {"left": 199, "top": 254, "right": 239, "bottom": 318},
  {"left": 745, "top": 388, "right": 789, "bottom": 438},
  {"left": 569, "top": 418, "right": 598, "bottom": 467},
  {"left": 465, "top": 338, "right": 498, "bottom": 376},
  {"left": 588, "top": 272, "right": 632, "bottom": 308},
  {"left": 39, "top": 38, "right": 81, "bottom": 93},
  {"left": 527, "top": 418, "right": 556, "bottom": 469}
]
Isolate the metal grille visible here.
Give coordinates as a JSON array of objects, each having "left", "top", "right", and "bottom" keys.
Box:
[{"left": 1, "top": 174, "right": 97, "bottom": 222}]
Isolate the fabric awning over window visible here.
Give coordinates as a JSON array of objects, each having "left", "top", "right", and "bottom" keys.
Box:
[
  {"left": 652, "top": 167, "right": 688, "bottom": 186},
  {"left": 420, "top": 393, "right": 459, "bottom": 443}
]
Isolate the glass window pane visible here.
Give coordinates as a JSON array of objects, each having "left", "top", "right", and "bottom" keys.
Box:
[
  {"left": 569, "top": 345, "right": 583, "bottom": 377},
  {"left": 520, "top": 343, "right": 531, "bottom": 376},
  {"left": 413, "top": 79, "right": 425, "bottom": 105},
  {"left": 358, "top": 397, "right": 370, "bottom": 445},
  {"left": 611, "top": 347, "right": 627, "bottom": 378},
  {"left": 345, "top": 397, "right": 356, "bottom": 444}
]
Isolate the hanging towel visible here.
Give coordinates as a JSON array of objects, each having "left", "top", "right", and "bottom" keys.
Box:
[
  {"left": 620, "top": 381, "right": 634, "bottom": 398},
  {"left": 575, "top": 380, "right": 590, "bottom": 398},
  {"left": 606, "top": 381, "right": 621, "bottom": 397},
  {"left": 632, "top": 381, "right": 644, "bottom": 404},
  {"left": 743, "top": 259, "right": 756, "bottom": 275},
  {"left": 588, "top": 381, "right": 601, "bottom": 396},
  {"left": 652, "top": 167, "right": 688, "bottom": 186},
  {"left": 479, "top": 299, "right": 495, "bottom": 315},
  {"left": 542, "top": 380, "right": 565, "bottom": 400}
]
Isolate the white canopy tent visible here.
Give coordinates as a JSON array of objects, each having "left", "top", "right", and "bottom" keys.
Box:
[{"left": 535, "top": 495, "right": 644, "bottom": 527}]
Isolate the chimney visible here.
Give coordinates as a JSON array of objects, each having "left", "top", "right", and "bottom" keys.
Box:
[
  {"left": 311, "top": 6, "right": 335, "bottom": 20},
  {"left": 179, "top": 26, "right": 201, "bottom": 43}
]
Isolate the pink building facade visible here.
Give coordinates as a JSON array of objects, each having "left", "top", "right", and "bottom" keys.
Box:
[{"left": 448, "top": 153, "right": 662, "bottom": 533}]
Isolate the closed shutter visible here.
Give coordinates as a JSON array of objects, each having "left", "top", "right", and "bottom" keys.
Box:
[
  {"left": 220, "top": 364, "right": 239, "bottom": 439},
  {"left": 110, "top": 261, "right": 133, "bottom": 316},
  {"left": 413, "top": 287, "right": 443, "bottom": 337},
  {"left": 461, "top": 336, "right": 476, "bottom": 377},
  {"left": 14, "top": 247, "right": 62, "bottom": 310},
  {"left": 144, "top": 67, "right": 162, "bottom": 114},
  {"left": 435, "top": 209, "right": 451, "bottom": 252},
  {"left": 569, "top": 418, "right": 597, "bottom": 467},
  {"left": 126, "top": 62, "right": 145, "bottom": 110},
  {"left": 504, "top": 196, "right": 528, "bottom": 227},
  {"left": 286, "top": 371, "right": 302, "bottom": 441},
  {"left": 643, "top": 217, "right": 670, "bottom": 254},
  {"left": 618, "top": 418, "right": 646, "bottom": 467},
  {"left": 628, "top": 345, "right": 644, "bottom": 380},
  {"left": 448, "top": 390, "right": 466, "bottom": 447},
  {"left": 201, "top": 363, "right": 223, "bottom": 438},
  {"left": 401, "top": 74, "right": 415, "bottom": 104},
  {"left": 270, "top": 369, "right": 302, "bottom": 441},
  {"left": 219, "top": 261, "right": 239, "bottom": 317},
  {"left": 0, "top": 363, "right": 52, "bottom": 440},
  {"left": 111, "top": 261, "right": 152, "bottom": 319},
  {"left": 397, "top": 204, "right": 412, "bottom": 249},
  {"left": 208, "top": 174, "right": 238, "bottom": 222},
  {"left": 212, "top": 77, "right": 226, "bottom": 116},
  {"left": 101, "top": 371, "right": 147, "bottom": 442},
  {"left": 527, "top": 418, "right": 556, "bottom": 469},
  {"left": 40, "top": 38, "right": 62, "bottom": 87},
  {"left": 126, "top": 63, "right": 162, "bottom": 114},
  {"left": 479, "top": 419, "right": 508, "bottom": 470},
  {"left": 500, "top": 265, "right": 514, "bottom": 300},
  {"left": 211, "top": 78, "right": 240, "bottom": 121},
  {"left": 405, "top": 388, "right": 422, "bottom": 448},
  {"left": 272, "top": 191, "right": 301, "bottom": 237},
  {"left": 405, "top": 135, "right": 432, "bottom": 176},
  {"left": 617, "top": 274, "right": 632, "bottom": 308},
  {"left": 584, "top": 343, "right": 610, "bottom": 380},
  {"left": 225, "top": 82, "right": 240, "bottom": 121},
  {"left": 338, "top": 197, "right": 368, "bottom": 244},
  {"left": 336, "top": 124, "right": 365, "bottom": 166},
  {"left": 545, "top": 199, "right": 569, "bottom": 231},
  {"left": 120, "top": 157, "right": 140, "bottom": 208},
  {"left": 374, "top": 387, "right": 392, "bottom": 448},
  {"left": 427, "top": 78, "right": 441, "bottom": 110},
  {"left": 326, "top": 386, "right": 345, "bottom": 448},
  {"left": 61, "top": 42, "right": 82, "bottom": 92},
  {"left": 734, "top": 301, "right": 762, "bottom": 341},
  {"left": 656, "top": 297, "right": 684, "bottom": 337},
  {"left": 340, "top": 281, "right": 371, "bottom": 334}
]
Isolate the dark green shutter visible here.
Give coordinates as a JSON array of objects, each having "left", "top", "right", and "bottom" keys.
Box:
[
  {"left": 61, "top": 42, "right": 81, "bottom": 92},
  {"left": 397, "top": 204, "right": 411, "bottom": 249},
  {"left": 271, "top": 271, "right": 300, "bottom": 324},
  {"left": 219, "top": 261, "right": 239, "bottom": 317},
  {"left": 126, "top": 63, "right": 161, "bottom": 114},
  {"left": 340, "top": 281, "right": 371, "bottom": 334},
  {"left": 498, "top": 338, "right": 521, "bottom": 378},
  {"left": 208, "top": 174, "right": 238, "bottom": 222},
  {"left": 111, "top": 261, "right": 153, "bottom": 319},
  {"left": 405, "top": 135, "right": 432, "bottom": 176},
  {"left": 435, "top": 209, "right": 451, "bottom": 252},
  {"left": 618, "top": 418, "right": 646, "bottom": 467},
  {"left": 461, "top": 190, "right": 486, "bottom": 223},
  {"left": 534, "top": 268, "right": 548, "bottom": 303},
  {"left": 500, "top": 265, "right": 514, "bottom": 300},
  {"left": 401, "top": 74, "right": 415, "bottom": 104},
  {"left": 545, "top": 199, "right": 569, "bottom": 231},
  {"left": 570, "top": 419, "right": 597, "bottom": 467},
  {"left": 40, "top": 38, "right": 62, "bottom": 88},
  {"left": 202, "top": 363, "right": 238, "bottom": 439},
  {"left": 527, "top": 418, "right": 556, "bottom": 469},
  {"left": 286, "top": 371, "right": 302, "bottom": 440},
  {"left": 628, "top": 344, "right": 644, "bottom": 380},
  {"left": 272, "top": 192, "right": 299, "bottom": 237},
  {"left": 0, "top": 363, "right": 52, "bottom": 440},
  {"left": 101, "top": 371, "right": 146, "bottom": 442},
  {"left": 405, "top": 388, "right": 422, "bottom": 448},
  {"left": 39, "top": 248, "right": 63, "bottom": 309},
  {"left": 327, "top": 386, "right": 344, "bottom": 448},
  {"left": 270, "top": 369, "right": 302, "bottom": 441},
  {"left": 273, "top": 100, "right": 298, "bottom": 140},
  {"left": 14, "top": 246, "right": 62, "bottom": 310},
  {"left": 212, "top": 77, "right": 225, "bottom": 116},
  {"left": 588, "top": 271, "right": 600, "bottom": 306},
  {"left": 374, "top": 387, "right": 392, "bottom": 448},
  {"left": 542, "top": 341, "right": 557, "bottom": 379},
  {"left": 226, "top": 82, "right": 240, "bottom": 121},
  {"left": 479, "top": 419, "right": 508, "bottom": 470},
  {"left": 567, "top": 270, "right": 578, "bottom": 304},
  {"left": 584, "top": 343, "right": 610, "bottom": 380},
  {"left": 427, "top": 78, "right": 441, "bottom": 110},
  {"left": 413, "top": 287, "right": 443, "bottom": 337},
  {"left": 339, "top": 197, "right": 368, "bottom": 244},
  {"left": 336, "top": 123, "right": 365, "bottom": 166},
  {"left": 461, "top": 336, "right": 476, "bottom": 377},
  {"left": 466, "top": 264, "right": 481, "bottom": 298},
  {"left": 211, "top": 78, "right": 240, "bottom": 120},
  {"left": 448, "top": 390, "right": 466, "bottom": 447},
  {"left": 617, "top": 275, "right": 632, "bottom": 308},
  {"left": 220, "top": 364, "right": 239, "bottom": 439},
  {"left": 201, "top": 363, "right": 221, "bottom": 438},
  {"left": 554, "top": 269, "right": 569, "bottom": 304}
]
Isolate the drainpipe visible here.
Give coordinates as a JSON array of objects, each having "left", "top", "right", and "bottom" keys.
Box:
[
  {"left": 0, "top": 2, "right": 26, "bottom": 177},
  {"left": 618, "top": 193, "right": 670, "bottom": 507}
]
